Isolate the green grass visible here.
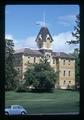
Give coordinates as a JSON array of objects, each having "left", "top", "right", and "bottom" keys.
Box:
[{"left": 5, "top": 89, "right": 80, "bottom": 114}]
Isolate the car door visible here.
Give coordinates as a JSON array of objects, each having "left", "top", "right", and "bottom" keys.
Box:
[{"left": 11, "top": 106, "right": 20, "bottom": 115}]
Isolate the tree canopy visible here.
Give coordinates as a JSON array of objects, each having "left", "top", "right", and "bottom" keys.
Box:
[
  {"left": 24, "top": 60, "right": 57, "bottom": 92},
  {"left": 69, "top": 48, "right": 80, "bottom": 86},
  {"left": 67, "top": 14, "right": 80, "bottom": 88},
  {"left": 5, "top": 39, "right": 17, "bottom": 90},
  {"left": 67, "top": 14, "right": 80, "bottom": 44}
]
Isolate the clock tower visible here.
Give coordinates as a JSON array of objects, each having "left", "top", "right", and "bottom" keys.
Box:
[{"left": 35, "top": 26, "right": 53, "bottom": 62}]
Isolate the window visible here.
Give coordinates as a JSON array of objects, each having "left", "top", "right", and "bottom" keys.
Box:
[
  {"left": 46, "top": 34, "right": 50, "bottom": 40},
  {"left": 64, "top": 80, "right": 66, "bottom": 85},
  {"left": 63, "top": 60, "right": 65, "bottom": 65},
  {"left": 56, "top": 59, "right": 59, "bottom": 64},
  {"left": 17, "top": 106, "right": 23, "bottom": 109},
  {"left": 13, "top": 106, "right": 19, "bottom": 109},
  {"left": 68, "top": 71, "right": 70, "bottom": 76},
  {"left": 39, "top": 34, "right": 42, "bottom": 40},
  {"left": 6, "top": 106, "right": 11, "bottom": 109},
  {"left": 68, "top": 60, "right": 71, "bottom": 65},
  {"left": 34, "top": 57, "right": 36, "bottom": 63},
  {"left": 63, "top": 70, "right": 65, "bottom": 76},
  {"left": 28, "top": 60, "right": 30, "bottom": 64},
  {"left": 25, "top": 63, "right": 27, "bottom": 66},
  {"left": 18, "top": 68, "right": 20, "bottom": 71},
  {"left": 28, "top": 56, "right": 30, "bottom": 59},
  {"left": 69, "top": 81, "right": 71, "bottom": 83},
  {"left": 53, "top": 58, "right": 55, "bottom": 64},
  {"left": 28, "top": 57, "right": 30, "bottom": 63}
]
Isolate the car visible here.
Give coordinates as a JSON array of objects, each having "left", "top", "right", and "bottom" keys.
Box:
[{"left": 5, "top": 105, "right": 28, "bottom": 115}]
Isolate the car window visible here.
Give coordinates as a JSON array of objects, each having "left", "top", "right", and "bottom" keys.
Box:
[
  {"left": 6, "top": 106, "right": 11, "bottom": 108},
  {"left": 17, "top": 106, "right": 23, "bottom": 109},
  {"left": 13, "top": 106, "right": 18, "bottom": 109},
  {"left": 13, "top": 106, "right": 23, "bottom": 109}
]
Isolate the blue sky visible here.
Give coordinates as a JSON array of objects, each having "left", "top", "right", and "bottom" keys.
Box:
[{"left": 5, "top": 5, "right": 79, "bottom": 53}]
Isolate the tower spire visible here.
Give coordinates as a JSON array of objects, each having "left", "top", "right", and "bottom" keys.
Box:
[{"left": 36, "top": 12, "right": 46, "bottom": 27}]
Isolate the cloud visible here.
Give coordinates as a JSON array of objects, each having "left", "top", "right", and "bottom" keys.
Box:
[
  {"left": 5, "top": 32, "right": 79, "bottom": 53},
  {"left": 58, "top": 15, "right": 76, "bottom": 21},
  {"left": 5, "top": 34, "right": 38, "bottom": 50},
  {"left": 5, "top": 34, "right": 14, "bottom": 40},
  {"left": 57, "top": 14, "right": 76, "bottom": 26},
  {"left": 5, "top": 34, "right": 18, "bottom": 45},
  {"left": 17, "top": 36, "right": 37, "bottom": 50},
  {"left": 52, "top": 31, "right": 79, "bottom": 53}
]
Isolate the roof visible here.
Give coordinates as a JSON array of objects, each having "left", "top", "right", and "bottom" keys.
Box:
[
  {"left": 35, "top": 27, "right": 53, "bottom": 42},
  {"left": 15, "top": 48, "right": 75, "bottom": 59},
  {"left": 52, "top": 52, "right": 75, "bottom": 59},
  {"left": 15, "top": 48, "right": 43, "bottom": 57}
]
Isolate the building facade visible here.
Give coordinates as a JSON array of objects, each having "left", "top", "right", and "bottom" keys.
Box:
[{"left": 14, "top": 26, "right": 75, "bottom": 89}]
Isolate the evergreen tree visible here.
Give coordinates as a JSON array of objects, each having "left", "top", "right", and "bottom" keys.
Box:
[
  {"left": 67, "top": 14, "right": 80, "bottom": 44},
  {"left": 69, "top": 48, "right": 80, "bottom": 87},
  {"left": 5, "top": 39, "right": 17, "bottom": 90}
]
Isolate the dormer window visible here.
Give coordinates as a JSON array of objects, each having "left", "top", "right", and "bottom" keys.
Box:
[
  {"left": 46, "top": 34, "right": 50, "bottom": 40},
  {"left": 39, "top": 34, "right": 42, "bottom": 40}
]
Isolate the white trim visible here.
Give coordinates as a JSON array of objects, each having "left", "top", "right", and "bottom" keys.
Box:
[{"left": 39, "top": 47, "right": 52, "bottom": 50}]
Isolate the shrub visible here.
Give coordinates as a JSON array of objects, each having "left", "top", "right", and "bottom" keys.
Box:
[
  {"left": 15, "top": 85, "right": 27, "bottom": 92},
  {"left": 67, "top": 85, "right": 76, "bottom": 91},
  {"left": 5, "top": 85, "right": 15, "bottom": 91},
  {"left": 31, "top": 88, "right": 54, "bottom": 93}
]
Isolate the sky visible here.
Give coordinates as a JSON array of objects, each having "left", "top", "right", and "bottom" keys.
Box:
[{"left": 5, "top": 5, "right": 80, "bottom": 53}]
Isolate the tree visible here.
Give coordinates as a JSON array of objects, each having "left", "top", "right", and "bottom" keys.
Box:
[
  {"left": 67, "top": 14, "right": 80, "bottom": 89},
  {"left": 67, "top": 14, "right": 80, "bottom": 44},
  {"left": 24, "top": 61, "right": 57, "bottom": 92},
  {"left": 69, "top": 49, "right": 80, "bottom": 87},
  {"left": 5, "top": 39, "right": 17, "bottom": 90}
]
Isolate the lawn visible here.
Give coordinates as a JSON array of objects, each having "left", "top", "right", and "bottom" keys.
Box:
[{"left": 5, "top": 89, "right": 80, "bottom": 114}]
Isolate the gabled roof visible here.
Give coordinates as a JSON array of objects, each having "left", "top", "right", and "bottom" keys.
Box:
[{"left": 35, "top": 27, "right": 53, "bottom": 42}]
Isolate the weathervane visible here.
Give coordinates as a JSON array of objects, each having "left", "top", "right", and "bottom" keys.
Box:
[
  {"left": 43, "top": 12, "right": 46, "bottom": 27},
  {"left": 36, "top": 12, "right": 46, "bottom": 27}
]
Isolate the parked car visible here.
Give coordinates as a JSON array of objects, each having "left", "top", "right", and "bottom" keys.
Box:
[{"left": 5, "top": 105, "right": 28, "bottom": 115}]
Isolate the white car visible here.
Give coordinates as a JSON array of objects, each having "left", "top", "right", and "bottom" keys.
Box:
[{"left": 5, "top": 105, "right": 28, "bottom": 115}]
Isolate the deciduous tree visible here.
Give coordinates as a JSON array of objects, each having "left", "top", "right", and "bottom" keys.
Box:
[{"left": 24, "top": 61, "right": 57, "bottom": 92}]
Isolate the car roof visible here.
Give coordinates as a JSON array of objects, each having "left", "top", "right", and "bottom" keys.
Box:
[{"left": 11, "top": 105, "right": 23, "bottom": 107}]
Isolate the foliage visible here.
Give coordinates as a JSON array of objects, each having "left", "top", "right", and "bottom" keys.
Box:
[
  {"left": 15, "top": 84, "right": 27, "bottom": 92},
  {"left": 67, "top": 14, "right": 80, "bottom": 90},
  {"left": 67, "top": 14, "right": 80, "bottom": 44},
  {"left": 69, "top": 48, "right": 80, "bottom": 87},
  {"left": 24, "top": 61, "right": 57, "bottom": 92},
  {"left": 5, "top": 39, "right": 18, "bottom": 90}
]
